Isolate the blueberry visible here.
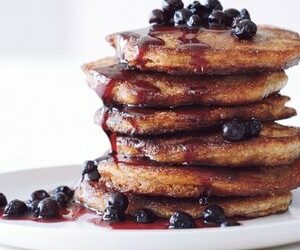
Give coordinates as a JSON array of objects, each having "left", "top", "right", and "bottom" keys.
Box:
[
  {"left": 240, "top": 8, "right": 251, "bottom": 20},
  {"left": 53, "top": 186, "right": 74, "bottom": 201},
  {"left": 27, "top": 200, "right": 39, "bottom": 213},
  {"left": 34, "top": 198, "right": 60, "bottom": 219},
  {"left": 232, "top": 19, "right": 257, "bottom": 40},
  {"left": 221, "top": 219, "right": 241, "bottom": 227},
  {"left": 0, "top": 193, "right": 7, "bottom": 208},
  {"left": 204, "top": 0, "right": 223, "bottom": 11},
  {"left": 188, "top": 1, "right": 210, "bottom": 25},
  {"left": 245, "top": 118, "right": 262, "bottom": 138},
  {"left": 107, "top": 192, "right": 129, "bottom": 212},
  {"left": 102, "top": 206, "right": 125, "bottom": 222},
  {"left": 208, "top": 10, "right": 227, "bottom": 28},
  {"left": 82, "top": 160, "right": 101, "bottom": 181},
  {"left": 3, "top": 200, "right": 27, "bottom": 217},
  {"left": 30, "top": 190, "right": 50, "bottom": 202},
  {"left": 169, "top": 212, "right": 196, "bottom": 229},
  {"left": 224, "top": 8, "right": 240, "bottom": 26},
  {"left": 149, "top": 9, "right": 167, "bottom": 25},
  {"left": 232, "top": 17, "right": 243, "bottom": 29},
  {"left": 162, "top": 0, "right": 184, "bottom": 15},
  {"left": 52, "top": 192, "right": 69, "bottom": 207},
  {"left": 202, "top": 205, "right": 226, "bottom": 225},
  {"left": 134, "top": 209, "right": 155, "bottom": 223},
  {"left": 187, "top": 15, "right": 202, "bottom": 27},
  {"left": 174, "top": 8, "right": 193, "bottom": 25},
  {"left": 222, "top": 120, "right": 246, "bottom": 141}
]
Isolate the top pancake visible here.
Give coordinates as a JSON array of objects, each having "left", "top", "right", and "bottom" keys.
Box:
[
  {"left": 107, "top": 25, "right": 300, "bottom": 75},
  {"left": 83, "top": 57, "right": 287, "bottom": 107}
]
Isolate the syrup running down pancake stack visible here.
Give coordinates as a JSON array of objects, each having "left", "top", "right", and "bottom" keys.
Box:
[{"left": 75, "top": 1, "right": 300, "bottom": 227}]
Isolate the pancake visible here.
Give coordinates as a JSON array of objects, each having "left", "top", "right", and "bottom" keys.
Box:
[
  {"left": 114, "top": 123, "right": 300, "bottom": 167},
  {"left": 97, "top": 94, "right": 296, "bottom": 135},
  {"left": 107, "top": 25, "right": 300, "bottom": 75},
  {"left": 97, "top": 156, "right": 300, "bottom": 198},
  {"left": 75, "top": 180, "right": 292, "bottom": 219},
  {"left": 83, "top": 57, "right": 287, "bottom": 107}
]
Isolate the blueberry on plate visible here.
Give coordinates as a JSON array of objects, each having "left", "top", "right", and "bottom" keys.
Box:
[
  {"left": 134, "top": 209, "right": 155, "bottom": 223},
  {"left": 53, "top": 186, "right": 74, "bottom": 201},
  {"left": 30, "top": 190, "right": 50, "bottom": 202},
  {"left": 174, "top": 8, "right": 193, "bottom": 25},
  {"left": 0, "top": 193, "right": 7, "bottom": 208},
  {"left": 245, "top": 118, "right": 262, "bottom": 138},
  {"left": 240, "top": 8, "right": 251, "bottom": 20},
  {"left": 3, "top": 199, "right": 27, "bottom": 217},
  {"left": 222, "top": 120, "right": 246, "bottom": 141},
  {"left": 232, "top": 19, "right": 257, "bottom": 40},
  {"left": 82, "top": 160, "right": 101, "bottom": 181},
  {"left": 204, "top": 0, "right": 223, "bottom": 11},
  {"left": 169, "top": 212, "right": 196, "bottom": 229},
  {"left": 107, "top": 192, "right": 129, "bottom": 212},
  {"left": 34, "top": 198, "right": 60, "bottom": 219},
  {"left": 202, "top": 205, "right": 226, "bottom": 225},
  {"left": 102, "top": 206, "right": 125, "bottom": 222},
  {"left": 27, "top": 200, "right": 39, "bottom": 213},
  {"left": 52, "top": 192, "right": 69, "bottom": 207},
  {"left": 187, "top": 15, "right": 202, "bottom": 27},
  {"left": 162, "top": 0, "right": 184, "bottom": 15}
]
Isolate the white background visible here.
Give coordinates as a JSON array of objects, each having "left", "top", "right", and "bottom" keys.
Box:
[{"left": 0, "top": 0, "right": 299, "bottom": 171}]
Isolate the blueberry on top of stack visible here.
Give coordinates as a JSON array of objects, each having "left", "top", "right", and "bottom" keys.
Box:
[{"left": 75, "top": 0, "right": 300, "bottom": 229}]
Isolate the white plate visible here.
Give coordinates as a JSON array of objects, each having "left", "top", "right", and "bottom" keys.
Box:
[{"left": 0, "top": 165, "right": 300, "bottom": 250}]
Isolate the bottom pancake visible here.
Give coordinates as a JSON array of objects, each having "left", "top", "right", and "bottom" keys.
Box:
[{"left": 75, "top": 180, "right": 292, "bottom": 219}]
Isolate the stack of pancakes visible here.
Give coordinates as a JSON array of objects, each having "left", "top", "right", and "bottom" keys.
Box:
[{"left": 75, "top": 25, "right": 300, "bottom": 219}]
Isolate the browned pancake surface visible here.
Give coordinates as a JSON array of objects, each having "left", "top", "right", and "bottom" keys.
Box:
[
  {"left": 115, "top": 123, "right": 300, "bottom": 167},
  {"left": 107, "top": 26, "right": 300, "bottom": 75},
  {"left": 75, "top": 180, "right": 292, "bottom": 219},
  {"left": 97, "top": 157, "right": 300, "bottom": 198},
  {"left": 83, "top": 57, "right": 287, "bottom": 107},
  {"left": 98, "top": 95, "right": 296, "bottom": 135}
]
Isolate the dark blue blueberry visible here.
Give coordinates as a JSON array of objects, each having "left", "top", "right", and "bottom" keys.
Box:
[
  {"left": 134, "top": 209, "right": 155, "bottom": 223},
  {"left": 34, "top": 198, "right": 60, "bottom": 218},
  {"left": 240, "top": 8, "right": 251, "bottom": 20},
  {"left": 232, "top": 19, "right": 257, "bottom": 40},
  {"left": 222, "top": 120, "right": 246, "bottom": 141},
  {"left": 224, "top": 8, "right": 240, "bottom": 26},
  {"left": 162, "top": 0, "right": 184, "bottom": 15},
  {"left": 107, "top": 192, "right": 129, "bottom": 212},
  {"left": 30, "top": 190, "right": 50, "bottom": 202},
  {"left": 169, "top": 212, "right": 196, "bottom": 229},
  {"left": 3, "top": 200, "right": 27, "bottom": 217},
  {"left": 149, "top": 9, "right": 168, "bottom": 24},
  {"left": 245, "top": 118, "right": 262, "bottom": 138},
  {"left": 187, "top": 15, "right": 202, "bottom": 27},
  {"left": 232, "top": 17, "right": 244, "bottom": 29},
  {"left": 188, "top": 1, "right": 210, "bottom": 25},
  {"left": 27, "top": 200, "right": 39, "bottom": 213},
  {"left": 0, "top": 193, "right": 7, "bottom": 208},
  {"left": 174, "top": 8, "right": 193, "bottom": 25},
  {"left": 53, "top": 186, "right": 74, "bottom": 201},
  {"left": 221, "top": 220, "right": 241, "bottom": 227},
  {"left": 82, "top": 160, "right": 101, "bottom": 181},
  {"left": 52, "top": 192, "right": 69, "bottom": 207},
  {"left": 204, "top": 0, "right": 223, "bottom": 11},
  {"left": 102, "top": 206, "right": 125, "bottom": 222},
  {"left": 202, "top": 205, "right": 226, "bottom": 225},
  {"left": 208, "top": 10, "right": 227, "bottom": 28}
]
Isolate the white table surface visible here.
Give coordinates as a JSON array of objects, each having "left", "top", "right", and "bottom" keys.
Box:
[{"left": 0, "top": 59, "right": 299, "bottom": 250}]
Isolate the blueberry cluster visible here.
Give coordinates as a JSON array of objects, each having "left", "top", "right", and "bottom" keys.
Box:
[
  {"left": 222, "top": 118, "right": 263, "bottom": 142},
  {"left": 149, "top": 0, "right": 257, "bottom": 40},
  {"left": 1, "top": 186, "right": 74, "bottom": 219}
]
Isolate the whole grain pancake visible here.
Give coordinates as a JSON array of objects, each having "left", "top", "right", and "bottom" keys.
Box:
[
  {"left": 107, "top": 25, "right": 300, "bottom": 75},
  {"left": 97, "top": 94, "right": 295, "bottom": 135},
  {"left": 114, "top": 123, "right": 300, "bottom": 167},
  {"left": 97, "top": 156, "right": 300, "bottom": 198},
  {"left": 75, "top": 180, "right": 292, "bottom": 219},
  {"left": 83, "top": 57, "right": 287, "bottom": 107}
]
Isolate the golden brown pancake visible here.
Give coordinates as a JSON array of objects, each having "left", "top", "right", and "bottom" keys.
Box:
[
  {"left": 97, "top": 94, "right": 296, "bottom": 135},
  {"left": 97, "top": 157, "right": 300, "bottom": 198},
  {"left": 75, "top": 180, "right": 292, "bottom": 219},
  {"left": 107, "top": 25, "right": 300, "bottom": 75},
  {"left": 115, "top": 123, "right": 300, "bottom": 167},
  {"left": 83, "top": 57, "right": 287, "bottom": 107}
]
